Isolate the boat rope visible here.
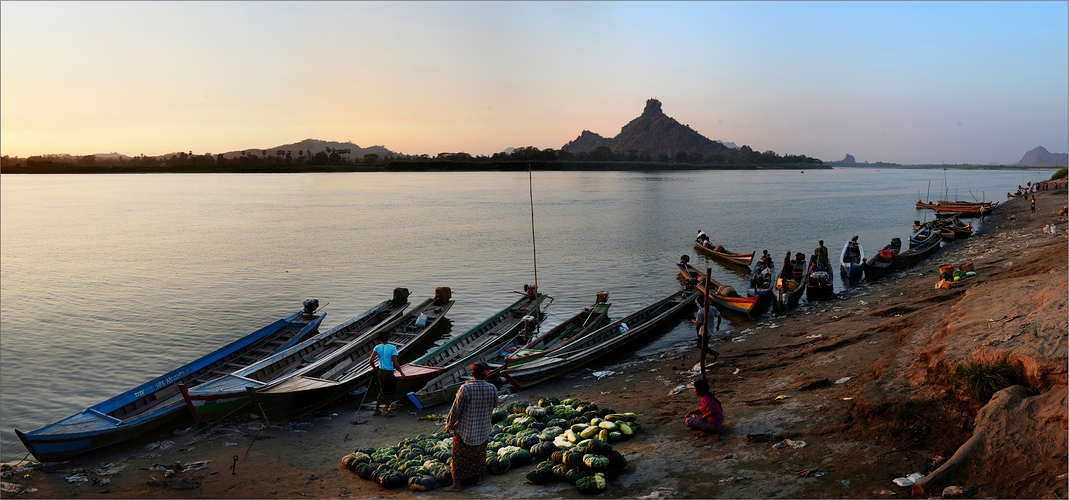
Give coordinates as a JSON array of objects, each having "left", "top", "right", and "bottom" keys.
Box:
[{"left": 528, "top": 164, "right": 538, "bottom": 294}]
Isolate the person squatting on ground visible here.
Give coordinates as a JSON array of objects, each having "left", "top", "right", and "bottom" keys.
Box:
[
  {"left": 684, "top": 379, "right": 725, "bottom": 436},
  {"left": 693, "top": 294, "right": 723, "bottom": 362},
  {"left": 443, "top": 362, "right": 497, "bottom": 492},
  {"left": 368, "top": 330, "right": 404, "bottom": 416}
]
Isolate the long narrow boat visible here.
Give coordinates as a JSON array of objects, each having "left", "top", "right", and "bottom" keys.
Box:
[
  {"left": 503, "top": 294, "right": 612, "bottom": 367},
  {"left": 244, "top": 292, "right": 455, "bottom": 424},
  {"left": 408, "top": 298, "right": 607, "bottom": 409},
  {"left": 693, "top": 243, "right": 755, "bottom": 268},
  {"left": 894, "top": 232, "right": 942, "bottom": 269},
  {"left": 909, "top": 226, "right": 937, "bottom": 248},
  {"left": 773, "top": 253, "right": 807, "bottom": 314},
  {"left": 839, "top": 238, "right": 865, "bottom": 285},
  {"left": 391, "top": 292, "right": 549, "bottom": 397},
  {"left": 16, "top": 304, "right": 326, "bottom": 462},
  {"left": 863, "top": 238, "right": 902, "bottom": 282},
  {"left": 180, "top": 290, "right": 415, "bottom": 422},
  {"left": 499, "top": 289, "right": 698, "bottom": 390},
  {"left": 677, "top": 261, "right": 759, "bottom": 317},
  {"left": 746, "top": 261, "right": 775, "bottom": 314},
  {"left": 916, "top": 199, "right": 998, "bottom": 210}
]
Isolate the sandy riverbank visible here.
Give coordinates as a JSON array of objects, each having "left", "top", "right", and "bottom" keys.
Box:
[{"left": 3, "top": 188, "right": 1066, "bottom": 499}]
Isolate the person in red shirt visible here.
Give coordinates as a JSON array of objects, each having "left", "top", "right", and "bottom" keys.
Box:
[{"left": 684, "top": 379, "right": 724, "bottom": 436}]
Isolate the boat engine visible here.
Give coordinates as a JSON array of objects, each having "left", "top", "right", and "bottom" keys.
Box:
[{"left": 302, "top": 298, "right": 320, "bottom": 316}]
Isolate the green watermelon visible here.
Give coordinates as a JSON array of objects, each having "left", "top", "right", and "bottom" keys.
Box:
[
  {"left": 408, "top": 475, "right": 436, "bottom": 491},
  {"left": 575, "top": 473, "right": 607, "bottom": 494}
]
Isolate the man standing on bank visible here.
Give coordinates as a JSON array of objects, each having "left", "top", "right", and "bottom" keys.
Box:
[
  {"left": 443, "top": 362, "right": 497, "bottom": 492},
  {"left": 369, "top": 330, "right": 404, "bottom": 416}
]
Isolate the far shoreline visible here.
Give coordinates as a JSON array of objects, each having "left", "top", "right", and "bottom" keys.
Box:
[{"left": 0, "top": 163, "right": 1060, "bottom": 175}]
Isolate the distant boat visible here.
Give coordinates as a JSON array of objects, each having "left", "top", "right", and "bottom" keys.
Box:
[
  {"left": 17, "top": 303, "right": 326, "bottom": 462},
  {"left": 693, "top": 242, "right": 755, "bottom": 268}
]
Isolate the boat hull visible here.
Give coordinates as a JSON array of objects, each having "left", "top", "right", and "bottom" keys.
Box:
[
  {"left": 501, "top": 290, "right": 697, "bottom": 389},
  {"left": 693, "top": 244, "right": 755, "bottom": 267},
  {"left": 16, "top": 309, "right": 325, "bottom": 462},
  {"left": 180, "top": 298, "right": 408, "bottom": 423},
  {"left": 247, "top": 297, "right": 455, "bottom": 424},
  {"left": 677, "top": 262, "right": 758, "bottom": 317}
]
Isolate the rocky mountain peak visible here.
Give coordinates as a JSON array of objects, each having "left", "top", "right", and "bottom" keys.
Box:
[{"left": 643, "top": 99, "right": 664, "bottom": 116}]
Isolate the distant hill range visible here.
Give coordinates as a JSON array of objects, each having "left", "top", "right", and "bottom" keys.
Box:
[
  {"left": 1017, "top": 146, "right": 1068, "bottom": 167},
  {"left": 561, "top": 99, "right": 736, "bottom": 158},
  {"left": 208, "top": 139, "right": 396, "bottom": 160},
  {"left": 88, "top": 139, "right": 399, "bottom": 161}
]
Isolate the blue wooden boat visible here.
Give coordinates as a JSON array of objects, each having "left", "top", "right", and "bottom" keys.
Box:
[
  {"left": 16, "top": 304, "right": 326, "bottom": 462},
  {"left": 839, "top": 237, "right": 865, "bottom": 285},
  {"left": 180, "top": 290, "right": 413, "bottom": 423},
  {"left": 909, "top": 226, "right": 936, "bottom": 248}
]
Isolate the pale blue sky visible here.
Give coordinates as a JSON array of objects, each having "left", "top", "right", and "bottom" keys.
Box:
[{"left": 2, "top": 1, "right": 1066, "bottom": 164}]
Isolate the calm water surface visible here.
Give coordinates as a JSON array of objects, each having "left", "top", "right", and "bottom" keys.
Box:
[{"left": 0, "top": 168, "right": 1041, "bottom": 460}]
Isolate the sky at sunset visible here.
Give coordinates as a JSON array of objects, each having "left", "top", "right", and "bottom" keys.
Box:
[{"left": 2, "top": 1, "right": 1066, "bottom": 164}]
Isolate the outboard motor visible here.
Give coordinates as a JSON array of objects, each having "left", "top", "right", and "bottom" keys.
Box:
[
  {"left": 393, "top": 287, "right": 410, "bottom": 305},
  {"left": 302, "top": 298, "right": 320, "bottom": 316}
]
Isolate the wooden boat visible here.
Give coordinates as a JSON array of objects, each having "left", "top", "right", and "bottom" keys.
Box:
[
  {"left": 180, "top": 290, "right": 416, "bottom": 422},
  {"left": 693, "top": 243, "right": 755, "bottom": 268},
  {"left": 933, "top": 205, "right": 988, "bottom": 217},
  {"left": 244, "top": 292, "right": 455, "bottom": 424},
  {"left": 839, "top": 238, "right": 865, "bottom": 285},
  {"left": 909, "top": 226, "right": 937, "bottom": 248},
  {"left": 391, "top": 292, "right": 549, "bottom": 398},
  {"left": 677, "top": 261, "right": 760, "bottom": 317},
  {"left": 745, "top": 260, "right": 775, "bottom": 314},
  {"left": 408, "top": 298, "right": 608, "bottom": 409},
  {"left": 894, "top": 232, "right": 942, "bottom": 269},
  {"left": 503, "top": 294, "right": 612, "bottom": 367},
  {"left": 863, "top": 238, "right": 902, "bottom": 282},
  {"left": 773, "top": 253, "right": 807, "bottom": 314},
  {"left": 805, "top": 255, "right": 835, "bottom": 302},
  {"left": 499, "top": 289, "right": 698, "bottom": 390},
  {"left": 16, "top": 305, "right": 326, "bottom": 462},
  {"left": 916, "top": 199, "right": 998, "bottom": 210}
]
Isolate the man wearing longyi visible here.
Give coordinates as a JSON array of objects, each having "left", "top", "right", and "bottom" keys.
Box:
[{"left": 443, "top": 362, "right": 497, "bottom": 492}]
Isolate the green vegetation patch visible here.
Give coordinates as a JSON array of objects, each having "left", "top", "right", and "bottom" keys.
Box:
[{"left": 950, "top": 354, "right": 1027, "bottom": 404}]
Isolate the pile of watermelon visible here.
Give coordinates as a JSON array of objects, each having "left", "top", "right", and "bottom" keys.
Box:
[{"left": 340, "top": 397, "right": 640, "bottom": 494}]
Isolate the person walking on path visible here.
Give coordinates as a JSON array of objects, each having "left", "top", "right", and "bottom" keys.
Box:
[
  {"left": 684, "top": 379, "right": 725, "bottom": 437},
  {"left": 1031, "top": 195, "right": 1037, "bottom": 213},
  {"left": 443, "top": 362, "right": 498, "bottom": 492},
  {"left": 693, "top": 294, "right": 723, "bottom": 363},
  {"left": 369, "top": 330, "right": 404, "bottom": 416}
]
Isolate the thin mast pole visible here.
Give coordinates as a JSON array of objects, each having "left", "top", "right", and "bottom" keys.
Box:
[{"left": 528, "top": 164, "right": 538, "bottom": 292}]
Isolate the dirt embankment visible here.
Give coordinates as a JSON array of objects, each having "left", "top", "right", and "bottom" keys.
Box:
[{"left": 3, "top": 189, "right": 1066, "bottom": 499}]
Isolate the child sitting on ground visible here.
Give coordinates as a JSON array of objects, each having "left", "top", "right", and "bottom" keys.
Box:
[{"left": 684, "top": 380, "right": 724, "bottom": 437}]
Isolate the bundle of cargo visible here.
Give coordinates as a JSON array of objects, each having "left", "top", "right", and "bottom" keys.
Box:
[
  {"left": 935, "top": 262, "right": 977, "bottom": 289},
  {"left": 340, "top": 396, "right": 639, "bottom": 494}
]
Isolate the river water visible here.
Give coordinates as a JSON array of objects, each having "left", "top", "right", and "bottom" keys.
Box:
[{"left": 0, "top": 168, "right": 1042, "bottom": 460}]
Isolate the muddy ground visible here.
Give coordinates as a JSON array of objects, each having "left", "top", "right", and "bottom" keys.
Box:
[{"left": 3, "top": 188, "right": 1066, "bottom": 499}]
